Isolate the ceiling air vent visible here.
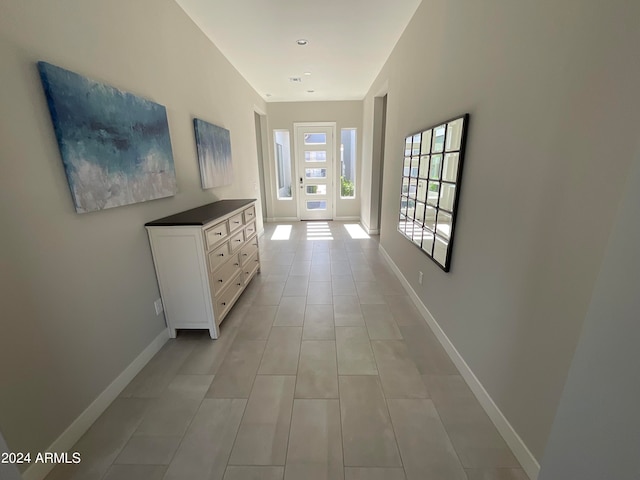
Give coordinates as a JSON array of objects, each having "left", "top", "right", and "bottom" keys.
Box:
[{"left": 289, "top": 77, "right": 302, "bottom": 83}]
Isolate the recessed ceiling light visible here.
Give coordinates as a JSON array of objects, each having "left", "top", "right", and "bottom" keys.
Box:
[
  {"left": 289, "top": 77, "right": 302, "bottom": 83},
  {"left": 296, "top": 39, "right": 309, "bottom": 46},
  {"left": 265, "top": 93, "right": 272, "bottom": 97},
  {"left": 303, "top": 72, "right": 312, "bottom": 76}
]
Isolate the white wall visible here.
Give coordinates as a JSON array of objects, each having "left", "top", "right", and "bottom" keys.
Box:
[
  {"left": 537, "top": 146, "right": 640, "bottom": 479},
  {"left": 266, "top": 101, "right": 363, "bottom": 220},
  {"left": 361, "top": 0, "right": 640, "bottom": 462},
  {"left": 0, "top": 0, "right": 265, "bottom": 466}
]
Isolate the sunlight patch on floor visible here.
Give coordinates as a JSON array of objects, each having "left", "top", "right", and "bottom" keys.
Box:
[
  {"left": 271, "top": 224, "right": 292, "bottom": 240},
  {"left": 344, "top": 224, "right": 369, "bottom": 239}
]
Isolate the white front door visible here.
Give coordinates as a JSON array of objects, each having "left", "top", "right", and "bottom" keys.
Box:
[{"left": 295, "top": 124, "right": 335, "bottom": 220}]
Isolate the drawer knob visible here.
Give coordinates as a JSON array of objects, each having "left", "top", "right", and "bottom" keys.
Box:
[
  {"left": 218, "top": 253, "right": 224, "bottom": 257},
  {"left": 237, "top": 282, "right": 242, "bottom": 286},
  {"left": 216, "top": 232, "right": 223, "bottom": 236},
  {"left": 218, "top": 279, "right": 223, "bottom": 283},
  {"left": 242, "top": 253, "right": 248, "bottom": 256},
  {"left": 221, "top": 302, "right": 226, "bottom": 306},
  {"left": 234, "top": 262, "right": 239, "bottom": 266},
  {"left": 255, "top": 259, "right": 259, "bottom": 263},
  {"left": 235, "top": 239, "right": 242, "bottom": 242}
]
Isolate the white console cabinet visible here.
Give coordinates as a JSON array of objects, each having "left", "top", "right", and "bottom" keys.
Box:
[{"left": 146, "top": 199, "right": 260, "bottom": 339}]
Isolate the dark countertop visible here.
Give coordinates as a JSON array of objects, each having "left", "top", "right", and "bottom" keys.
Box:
[{"left": 145, "top": 199, "right": 256, "bottom": 226}]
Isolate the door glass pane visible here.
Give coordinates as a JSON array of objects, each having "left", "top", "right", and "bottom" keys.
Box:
[
  {"left": 304, "top": 133, "right": 326, "bottom": 145},
  {"left": 307, "top": 200, "right": 327, "bottom": 210},
  {"left": 305, "top": 150, "right": 327, "bottom": 162},
  {"left": 306, "top": 184, "right": 327, "bottom": 195},
  {"left": 340, "top": 128, "right": 357, "bottom": 198},
  {"left": 418, "top": 156, "right": 430, "bottom": 178},
  {"left": 403, "top": 158, "right": 411, "bottom": 177},
  {"left": 305, "top": 168, "right": 327, "bottom": 178},
  {"left": 402, "top": 177, "right": 409, "bottom": 195}
]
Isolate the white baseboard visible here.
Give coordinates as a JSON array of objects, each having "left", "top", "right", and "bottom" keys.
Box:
[
  {"left": 334, "top": 216, "right": 360, "bottom": 221},
  {"left": 22, "top": 329, "right": 170, "bottom": 480},
  {"left": 379, "top": 246, "right": 540, "bottom": 480},
  {"left": 265, "top": 216, "right": 298, "bottom": 222},
  {"left": 360, "top": 222, "right": 379, "bottom": 235}
]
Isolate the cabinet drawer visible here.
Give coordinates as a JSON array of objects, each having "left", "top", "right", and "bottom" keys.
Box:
[
  {"left": 229, "top": 230, "right": 245, "bottom": 253},
  {"left": 207, "top": 241, "right": 230, "bottom": 272},
  {"left": 243, "top": 252, "right": 260, "bottom": 285},
  {"left": 243, "top": 205, "right": 256, "bottom": 224},
  {"left": 205, "top": 221, "right": 229, "bottom": 250},
  {"left": 240, "top": 236, "right": 259, "bottom": 265},
  {"left": 244, "top": 221, "right": 257, "bottom": 239},
  {"left": 215, "top": 272, "right": 243, "bottom": 322},
  {"left": 228, "top": 212, "right": 244, "bottom": 232},
  {"left": 211, "top": 254, "right": 242, "bottom": 295}
]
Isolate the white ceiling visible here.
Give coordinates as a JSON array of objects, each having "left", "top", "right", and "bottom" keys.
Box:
[{"left": 174, "top": 0, "right": 422, "bottom": 103}]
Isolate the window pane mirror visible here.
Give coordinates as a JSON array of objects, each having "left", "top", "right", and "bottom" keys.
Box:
[{"left": 397, "top": 113, "right": 469, "bottom": 272}]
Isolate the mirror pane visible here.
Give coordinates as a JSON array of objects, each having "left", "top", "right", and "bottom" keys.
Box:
[
  {"left": 410, "top": 158, "right": 420, "bottom": 178},
  {"left": 432, "top": 125, "right": 446, "bottom": 153},
  {"left": 429, "top": 154, "right": 442, "bottom": 180},
  {"left": 305, "top": 150, "right": 326, "bottom": 162},
  {"left": 398, "top": 217, "right": 411, "bottom": 237},
  {"left": 415, "top": 201, "right": 425, "bottom": 223},
  {"left": 418, "top": 155, "right": 430, "bottom": 178},
  {"left": 446, "top": 118, "right": 464, "bottom": 151},
  {"left": 424, "top": 205, "right": 437, "bottom": 230},
  {"left": 412, "top": 222, "right": 423, "bottom": 245},
  {"left": 403, "top": 158, "right": 411, "bottom": 176},
  {"left": 433, "top": 235, "right": 449, "bottom": 265},
  {"left": 436, "top": 210, "right": 452, "bottom": 239},
  {"left": 442, "top": 153, "right": 459, "bottom": 182},
  {"left": 416, "top": 180, "right": 428, "bottom": 203},
  {"left": 422, "top": 229, "right": 434, "bottom": 255},
  {"left": 427, "top": 181, "right": 440, "bottom": 206},
  {"left": 439, "top": 183, "right": 456, "bottom": 211},
  {"left": 406, "top": 198, "right": 416, "bottom": 218},
  {"left": 404, "top": 136, "right": 412, "bottom": 157},
  {"left": 409, "top": 178, "right": 418, "bottom": 199},
  {"left": 402, "top": 177, "right": 409, "bottom": 195},
  {"left": 421, "top": 130, "right": 432, "bottom": 154},
  {"left": 400, "top": 196, "right": 408, "bottom": 217},
  {"left": 412, "top": 134, "right": 421, "bottom": 156}
]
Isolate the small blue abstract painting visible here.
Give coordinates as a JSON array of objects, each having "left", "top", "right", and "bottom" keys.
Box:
[
  {"left": 194, "top": 118, "right": 233, "bottom": 189},
  {"left": 38, "top": 61, "right": 177, "bottom": 213}
]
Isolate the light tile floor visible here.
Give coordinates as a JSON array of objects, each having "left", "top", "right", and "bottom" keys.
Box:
[{"left": 46, "top": 221, "right": 528, "bottom": 480}]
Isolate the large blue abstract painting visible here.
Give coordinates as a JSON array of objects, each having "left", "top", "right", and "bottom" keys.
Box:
[
  {"left": 193, "top": 118, "right": 233, "bottom": 189},
  {"left": 38, "top": 62, "right": 177, "bottom": 213}
]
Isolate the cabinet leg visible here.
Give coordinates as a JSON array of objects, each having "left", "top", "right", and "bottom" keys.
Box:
[
  {"left": 168, "top": 328, "right": 177, "bottom": 339},
  {"left": 209, "top": 327, "right": 218, "bottom": 339}
]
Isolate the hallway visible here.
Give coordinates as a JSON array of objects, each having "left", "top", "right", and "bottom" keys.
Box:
[{"left": 46, "top": 221, "right": 526, "bottom": 480}]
